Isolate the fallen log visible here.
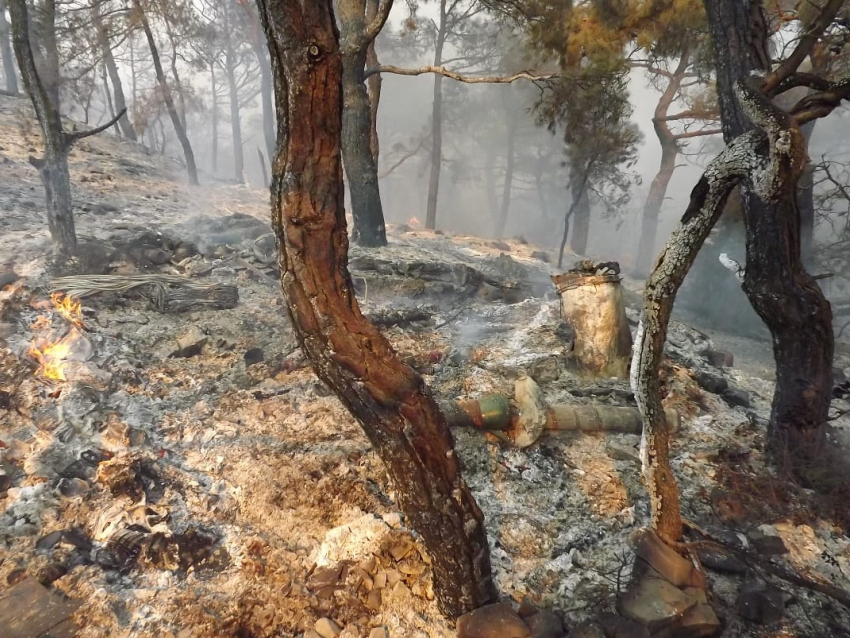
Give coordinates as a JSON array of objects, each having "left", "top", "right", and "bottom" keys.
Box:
[{"left": 50, "top": 274, "right": 238, "bottom": 312}]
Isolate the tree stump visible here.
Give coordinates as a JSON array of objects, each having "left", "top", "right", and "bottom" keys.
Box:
[{"left": 552, "top": 271, "right": 632, "bottom": 379}]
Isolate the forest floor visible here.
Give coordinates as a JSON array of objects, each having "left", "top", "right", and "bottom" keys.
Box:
[{"left": 2, "top": 93, "right": 850, "bottom": 638}]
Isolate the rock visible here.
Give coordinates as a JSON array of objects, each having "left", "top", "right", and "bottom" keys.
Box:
[
  {"left": 695, "top": 545, "right": 747, "bottom": 574},
  {"left": 675, "top": 603, "right": 721, "bottom": 637},
  {"left": 632, "top": 529, "right": 703, "bottom": 589},
  {"left": 314, "top": 617, "right": 343, "bottom": 638},
  {"left": 526, "top": 610, "right": 564, "bottom": 638},
  {"left": 0, "top": 269, "right": 20, "bottom": 288},
  {"left": 705, "top": 350, "right": 734, "bottom": 367},
  {"left": 368, "top": 628, "right": 389, "bottom": 638},
  {"left": 617, "top": 573, "right": 698, "bottom": 633},
  {"left": 531, "top": 251, "right": 550, "bottom": 263},
  {"left": 508, "top": 377, "right": 547, "bottom": 448},
  {"left": 693, "top": 370, "right": 728, "bottom": 395},
  {"left": 597, "top": 613, "right": 649, "bottom": 638},
  {"left": 456, "top": 601, "right": 531, "bottom": 638},
  {"left": 516, "top": 599, "right": 538, "bottom": 619},
  {"left": 721, "top": 386, "right": 750, "bottom": 408},
  {"left": 748, "top": 527, "right": 788, "bottom": 556},
  {"left": 606, "top": 441, "right": 640, "bottom": 465},
  {"left": 488, "top": 241, "right": 512, "bottom": 252},
  {"left": 159, "top": 327, "right": 207, "bottom": 359},
  {"left": 143, "top": 248, "right": 173, "bottom": 265},
  {"left": 736, "top": 582, "right": 785, "bottom": 624},
  {"left": 569, "top": 624, "right": 605, "bottom": 638},
  {"left": 243, "top": 348, "right": 264, "bottom": 367},
  {"left": 833, "top": 367, "right": 847, "bottom": 385}
]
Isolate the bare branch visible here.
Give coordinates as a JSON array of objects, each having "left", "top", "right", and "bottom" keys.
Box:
[
  {"left": 365, "top": 0, "right": 394, "bottom": 43},
  {"left": 674, "top": 128, "right": 723, "bottom": 140},
  {"left": 363, "top": 64, "right": 558, "bottom": 83},
  {"left": 66, "top": 108, "right": 127, "bottom": 145},
  {"left": 762, "top": 0, "right": 845, "bottom": 93},
  {"left": 791, "top": 77, "right": 850, "bottom": 125}
]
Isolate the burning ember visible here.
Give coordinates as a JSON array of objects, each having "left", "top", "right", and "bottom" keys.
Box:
[{"left": 28, "top": 292, "right": 86, "bottom": 381}]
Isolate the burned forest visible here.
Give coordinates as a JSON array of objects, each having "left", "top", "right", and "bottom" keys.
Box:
[{"left": 2, "top": 0, "right": 850, "bottom": 637}]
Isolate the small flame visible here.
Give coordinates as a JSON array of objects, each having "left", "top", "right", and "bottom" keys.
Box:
[
  {"left": 408, "top": 216, "right": 422, "bottom": 229},
  {"left": 51, "top": 292, "right": 84, "bottom": 328},
  {"left": 29, "top": 329, "right": 82, "bottom": 381}
]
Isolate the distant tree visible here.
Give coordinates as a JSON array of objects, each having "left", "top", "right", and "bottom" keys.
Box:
[
  {"left": 0, "top": 0, "right": 18, "bottom": 95},
  {"left": 8, "top": 0, "right": 124, "bottom": 258},
  {"left": 91, "top": 0, "right": 136, "bottom": 140},
  {"left": 132, "top": 0, "right": 198, "bottom": 184},
  {"left": 256, "top": 0, "right": 496, "bottom": 618}
]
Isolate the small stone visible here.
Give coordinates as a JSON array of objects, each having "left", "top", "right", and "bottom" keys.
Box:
[
  {"left": 314, "top": 617, "right": 343, "bottom": 638},
  {"left": 617, "top": 573, "right": 698, "bottom": 633},
  {"left": 368, "top": 627, "right": 389, "bottom": 638},
  {"left": 36, "top": 530, "right": 64, "bottom": 551},
  {"left": 693, "top": 370, "right": 728, "bottom": 394},
  {"left": 568, "top": 624, "right": 605, "bottom": 638},
  {"left": 748, "top": 528, "right": 788, "bottom": 556},
  {"left": 531, "top": 251, "right": 550, "bottom": 263},
  {"left": 695, "top": 545, "right": 747, "bottom": 574},
  {"left": 597, "top": 613, "right": 649, "bottom": 638},
  {"left": 488, "top": 241, "right": 511, "bottom": 252},
  {"left": 705, "top": 350, "right": 734, "bottom": 367},
  {"left": 385, "top": 569, "right": 401, "bottom": 586},
  {"left": 58, "top": 477, "right": 90, "bottom": 497},
  {"left": 373, "top": 570, "right": 387, "bottom": 589},
  {"left": 678, "top": 602, "right": 721, "bottom": 636},
  {"left": 736, "top": 582, "right": 785, "bottom": 624},
  {"left": 143, "top": 248, "right": 173, "bottom": 265},
  {"left": 456, "top": 602, "right": 531, "bottom": 638},
  {"left": 160, "top": 327, "right": 207, "bottom": 359},
  {"left": 632, "top": 529, "right": 701, "bottom": 588},
  {"left": 606, "top": 441, "right": 640, "bottom": 465},
  {"left": 0, "top": 268, "right": 20, "bottom": 288},
  {"left": 517, "top": 599, "right": 539, "bottom": 619},
  {"left": 244, "top": 348, "right": 264, "bottom": 367},
  {"left": 526, "top": 609, "right": 564, "bottom": 638},
  {"left": 832, "top": 367, "right": 846, "bottom": 385},
  {"left": 722, "top": 386, "right": 750, "bottom": 408},
  {"left": 304, "top": 631, "right": 322, "bottom": 638},
  {"left": 366, "top": 588, "right": 382, "bottom": 611},
  {"left": 389, "top": 541, "right": 413, "bottom": 561}
]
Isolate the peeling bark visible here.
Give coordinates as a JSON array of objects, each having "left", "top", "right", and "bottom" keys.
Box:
[{"left": 256, "top": 0, "right": 496, "bottom": 619}]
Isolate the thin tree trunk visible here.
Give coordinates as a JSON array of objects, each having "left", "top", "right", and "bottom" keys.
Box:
[
  {"left": 101, "top": 61, "right": 119, "bottom": 135},
  {"left": 704, "top": 0, "right": 833, "bottom": 468},
  {"left": 136, "top": 0, "right": 198, "bottom": 185},
  {"left": 494, "top": 110, "right": 517, "bottom": 239},
  {"left": 210, "top": 61, "right": 217, "bottom": 173},
  {"left": 558, "top": 170, "right": 590, "bottom": 268},
  {"left": 365, "top": 0, "right": 381, "bottom": 162},
  {"left": 570, "top": 164, "right": 591, "bottom": 255},
  {"left": 39, "top": 0, "right": 60, "bottom": 108},
  {"left": 166, "top": 25, "right": 186, "bottom": 130},
  {"left": 251, "top": 37, "right": 275, "bottom": 161},
  {"left": 0, "top": 0, "right": 18, "bottom": 95},
  {"left": 425, "top": 0, "right": 446, "bottom": 230},
  {"left": 484, "top": 151, "right": 499, "bottom": 220},
  {"left": 257, "top": 146, "right": 268, "bottom": 187},
  {"left": 256, "top": 0, "right": 496, "bottom": 619},
  {"left": 92, "top": 0, "right": 135, "bottom": 140},
  {"left": 224, "top": 27, "right": 244, "bottom": 181},
  {"left": 8, "top": 0, "right": 74, "bottom": 257}
]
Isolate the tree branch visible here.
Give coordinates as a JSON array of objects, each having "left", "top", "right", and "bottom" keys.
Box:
[
  {"left": 66, "top": 108, "right": 127, "bottom": 145},
  {"left": 762, "top": 0, "right": 846, "bottom": 94},
  {"left": 674, "top": 128, "right": 723, "bottom": 140},
  {"left": 363, "top": 64, "right": 559, "bottom": 83},
  {"left": 791, "top": 77, "right": 850, "bottom": 125}
]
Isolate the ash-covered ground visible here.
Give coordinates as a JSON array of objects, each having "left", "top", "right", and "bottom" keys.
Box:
[{"left": 2, "top": 94, "right": 850, "bottom": 638}]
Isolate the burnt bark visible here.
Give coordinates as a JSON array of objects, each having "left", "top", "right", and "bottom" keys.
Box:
[
  {"left": 92, "top": 0, "right": 135, "bottom": 140},
  {"left": 0, "top": 0, "right": 18, "bottom": 95},
  {"left": 136, "top": 0, "right": 198, "bottom": 185},
  {"left": 339, "top": 0, "right": 388, "bottom": 247},
  {"left": 256, "top": 0, "right": 496, "bottom": 618},
  {"left": 704, "top": 0, "right": 834, "bottom": 466}
]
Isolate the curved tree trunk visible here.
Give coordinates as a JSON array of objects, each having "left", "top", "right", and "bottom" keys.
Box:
[
  {"left": 0, "top": 0, "right": 18, "bottom": 95},
  {"left": 704, "top": 0, "right": 833, "bottom": 468},
  {"left": 257, "top": 0, "right": 495, "bottom": 619},
  {"left": 636, "top": 137, "right": 677, "bottom": 274},
  {"left": 92, "top": 0, "right": 135, "bottom": 141}
]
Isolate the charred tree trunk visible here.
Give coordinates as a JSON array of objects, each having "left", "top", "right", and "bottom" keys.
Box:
[
  {"left": 256, "top": 0, "right": 495, "bottom": 619},
  {"left": 92, "top": 0, "right": 135, "bottom": 141},
  {"left": 9, "top": 0, "right": 74, "bottom": 257},
  {"left": 425, "top": 0, "right": 447, "bottom": 230},
  {"left": 704, "top": 0, "right": 833, "bottom": 467},
  {"left": 339, "top": 0, "right": 388, "bottom": 247},
  {"left": 136, "top": 0, "right": 198, "bottom": 185},
  {"left": 36, "top": 0, "right": 60, "bottom": 108},
  {"left": 0, "top": 0, "right": 18, "bottom": 95}
]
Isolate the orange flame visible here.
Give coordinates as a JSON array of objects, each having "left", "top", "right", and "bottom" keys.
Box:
[
  {"left": 51, "top": 292, "right": 84, "bottom": 329},
  {"left": 29, "top": 329, "right": 82, "bottom": 381}
]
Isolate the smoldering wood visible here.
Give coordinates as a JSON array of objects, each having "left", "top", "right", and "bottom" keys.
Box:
[{"left": 50, "top": 274, "right": 238, "bottom": 312}]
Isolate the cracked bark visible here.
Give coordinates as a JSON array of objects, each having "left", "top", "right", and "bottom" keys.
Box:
[{"left": 256, "top": 0, "right": 496, "bottom": 618}]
